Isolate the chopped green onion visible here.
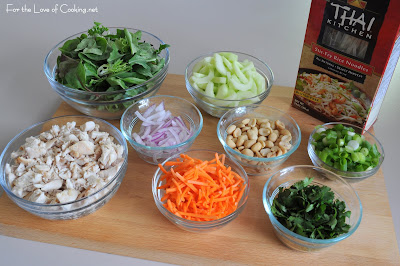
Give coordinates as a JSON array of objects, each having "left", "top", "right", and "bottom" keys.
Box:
[
  {"left": 352, "top": 134, "right": 363, "bottom": 144},
  {"left": 320, "top": 150, "right": 330, "bottom": 162},
  {"left": 339, "top": 157, "right": 348, "bottom": 171},
  {"left": 311, "top": 124, "right": 381, "bottom": 172},
  {"left": 337, "top": 138, "right": 345, "bottom": 146},
  {"left": 360, "top": 147, "right": 369, "bottom": 156},
  {"left": 351, "top": 152, "right": 360, "bottom": 162},
  {"left": 329, "top": 144, "right": 339, "bottom": 153},
  {"left": 334, "top": 124, "right": 344, "bottom": 131}
]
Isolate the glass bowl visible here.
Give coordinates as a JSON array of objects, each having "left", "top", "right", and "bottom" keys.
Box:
[
  {"left": 217, "top": 105, "right": 301, "bottom": 176},
  {"left": 120, "top": 95, "right": 203, "bottom": 165},
  {"left": 308, "top": 122, "right": 384, "bottom": 181},
  {"left": 185, "top": 51, "right": 273, "bottom": 118},
  {"left": 0, "top": 116, "right": 128, "bottom": 220},
  {"left": 262, "top": 165, "right": 362, "bottom": 251},
  {"left": 44, "top": 27, "right": 170, "bottom": 120},
  {"left": 152, "top": 149, "right": 250, "bottom": 232}
]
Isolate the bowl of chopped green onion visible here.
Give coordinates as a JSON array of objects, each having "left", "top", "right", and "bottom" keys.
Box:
[
  {"left": 308, "top": 123, "right": 384, "bottom": 181},
  {"left": 44, "top": 22, "right": 170, "bottom": 119},
  {"left": 263, "top": 165, "right": 362, "bottom": 252}
]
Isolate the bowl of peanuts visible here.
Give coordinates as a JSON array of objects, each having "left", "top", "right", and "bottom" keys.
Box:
[{"left": 217, "top": 105, "right": 301, "bottom": 175}]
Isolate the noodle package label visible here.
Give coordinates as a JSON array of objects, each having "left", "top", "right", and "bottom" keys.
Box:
[{"left": 292, "top": 0, "right": 400, "bottom": 131}]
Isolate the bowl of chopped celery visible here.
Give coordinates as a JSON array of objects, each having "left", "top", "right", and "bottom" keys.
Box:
[
  {"left": 263, "top": 165, "right": 362, "bottom": 251},
  {"left": 120, "top": 95, "right": 203, "bottom": 165},
  {"left": 44, "top": 22, "right": 170, "bottom": 120},
  {"left": 308, "top": 122, "right": 384, "bottom": 181},
  {"left": 185, "top": 51, "right": 273, "bottom": 118}
]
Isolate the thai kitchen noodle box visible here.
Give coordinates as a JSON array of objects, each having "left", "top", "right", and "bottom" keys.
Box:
[{"left": 292, "top": 0, "right": 400, "bottom": 131}]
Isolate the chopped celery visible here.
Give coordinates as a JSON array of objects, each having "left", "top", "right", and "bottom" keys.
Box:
[{"left": 189, "top": 52, "right": 266, "bottom": 105}]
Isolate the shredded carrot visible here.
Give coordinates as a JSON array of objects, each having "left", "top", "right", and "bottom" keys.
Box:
[{"left": 157, "top": 153, "right": 247, "bottom": 221}]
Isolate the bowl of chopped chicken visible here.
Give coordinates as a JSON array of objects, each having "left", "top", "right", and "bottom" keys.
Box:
[{"left": 0, "top": 116, "right": 128, "bottom": 220}]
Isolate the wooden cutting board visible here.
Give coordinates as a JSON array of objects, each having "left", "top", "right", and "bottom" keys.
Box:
[{"left": 0, "top": 74, "right": 398, "bottom": 265}]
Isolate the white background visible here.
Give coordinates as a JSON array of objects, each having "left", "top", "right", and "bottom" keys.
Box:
[{"left": 0, "top": 0, "right": 399, "bottom": 264}]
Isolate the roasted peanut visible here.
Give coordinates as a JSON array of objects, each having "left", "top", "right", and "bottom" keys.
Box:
[
  {"left": 258, "top": 136, "right": 267, "bottom": 142},
  {"left": 281, "top": 135, "right": 292, "bottom": 142},
  {"left": 247, "top": 130, "right": 258, "bottom": 140},
  {"left": 280, "top": 146, "right": 287, "bottom": 154},
  {"left": 227, "top": 138, "right": 236, "bottom": 149},
  {"left": 271, "top": 146, "right": 283, "bottom": 156},
  {"left": 238, "top": 123, "right": 246, "bottom": 128},
  {"left": 275, "top": 120, "right": 285, "bottom": 130},
  {"left": 279, "top": 141, "right": 292, "bottom": 151},
  {"left": 241, "top": 118, "right": 250, "bottom": 125},
  {"left": 257, "top": 118, "right": 270, "bottom": 124},
  {"left": 248, "top": 160, "right": 259, "bottom": 165},
  {"left": 244, "top": 139, "right": 257, "bottom": 149},
  {"left": 241, "top": 148, "right": 254, "bottom": 157},
  {"left": 270, "top": 120, "right": 276, "bottom": 130},
  {"left": 259, "top": 140, "right": 266, "bottom": 148},
  {"left": 265, "top": 140, "right": 274, "bottom": 148},
  {"left": 236, "top": 135, "right": 248, "bottom": 146},
  {"left": 251, "top": 142, "right": 262, "bottom": 152},
  {"left": 259, "top": 128, "right": 271, "bottom": 136},
  {"left": 233, "top": 128, "right": 242, "bottom": 138},
  {"left": 280, "top": 129, "right": 291, "bottom": 136},
  {"left": 227, "top": 125, "right": 236, "bottom": 135},
  {"left": 268, "top": 132, "right": 278, "bottom": 142},
  {"left": 238, "top": 146, "right": 245, "bottom": 151},
  {"left": 260, "top": 122, "right": 271, "bottom": 129},
  {"left": 242, "top": 126, "right": 251, "bottom": 132},
  {"left": 249, "top": 118, "right": 257, "bottom": 127},
  {"left": 260, "top": 148, "right": 271, "bottom": 157}
]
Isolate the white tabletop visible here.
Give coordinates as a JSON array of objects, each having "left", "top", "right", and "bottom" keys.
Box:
[{"left": 0, "top": 0, "right": 399, "bottom": 264}]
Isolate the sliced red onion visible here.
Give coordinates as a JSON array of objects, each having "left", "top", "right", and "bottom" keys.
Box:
[
  {"left": 155, "top": 101, "right": 164, "bottom": 112},
  {"left": 132, "top": 133, "right": 145, "bottom": 145},
  {"left": 132, "top": 102, "right": 191, "bottom": 148},
  {"left": 143, "top": 104, "right": 156, "bottom": 118}
]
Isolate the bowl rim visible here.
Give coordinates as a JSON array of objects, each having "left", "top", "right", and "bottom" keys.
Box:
[
  {"left": 44, "top": 27, "right": 170, "bottom": 96},
  {"left": 217, "top": 105, "right": 302, "bottom": 162},
  {"left": 0, "top": 115, "right": 128, "bottom": 207},
  {"left": 262, "top": 165, "right": 363, "bottom": 244},
  {"left": 184, "top": 51, "right": 274, "bottom": 103},
  {"left": 152, "top": 149, "right": 250, "bottom": 226},
  {"left": 308, "top": 122, "right": 385, "bottom": 177},
  {"left": 120, "top": 95, "right": 204, "bottom": 151}
]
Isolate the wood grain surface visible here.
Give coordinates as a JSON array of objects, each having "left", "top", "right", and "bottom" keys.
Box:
[{"left": 0, "top": 74, "right": 398, "bottom": 265}]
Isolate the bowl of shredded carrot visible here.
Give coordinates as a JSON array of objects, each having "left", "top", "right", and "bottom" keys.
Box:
[{"left": 152, "top": 150, "right": 249, "bottom": 232}]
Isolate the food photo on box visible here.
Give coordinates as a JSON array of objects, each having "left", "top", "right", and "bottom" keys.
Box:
[{"left": 0, "top": 0, "right": 399, "bottom": 265}]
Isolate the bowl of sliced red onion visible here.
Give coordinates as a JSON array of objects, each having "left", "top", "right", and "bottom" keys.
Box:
[{"left": 120, "top": 95, "right": 203, "bottom": 164}]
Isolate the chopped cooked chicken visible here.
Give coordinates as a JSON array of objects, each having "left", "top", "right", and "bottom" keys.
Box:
[{"left": 5, "top": 121, "right": 124, "bottom": 204}]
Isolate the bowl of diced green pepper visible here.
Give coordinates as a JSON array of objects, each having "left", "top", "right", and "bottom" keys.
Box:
[{"left": 308, "top": 122, "right": 384, "bottom": 181}]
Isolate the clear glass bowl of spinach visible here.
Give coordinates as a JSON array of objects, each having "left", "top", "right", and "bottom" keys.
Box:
[
  {"left": 44, "top": 23, "right": 170, "bottom": 119},
  {"left": 262, "top": 165, "right": 362, "bottom": 252}
]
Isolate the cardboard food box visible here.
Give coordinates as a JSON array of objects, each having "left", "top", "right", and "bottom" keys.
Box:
[{"left": 292, "top": 0, "right": 400, "bottom": 131}]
